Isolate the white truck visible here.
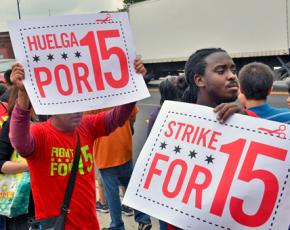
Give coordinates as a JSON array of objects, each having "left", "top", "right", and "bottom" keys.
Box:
[{"left": 128, "top": 0, "right": 290, "bottom": 80}]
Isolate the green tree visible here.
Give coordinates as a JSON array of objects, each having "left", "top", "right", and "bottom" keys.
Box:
[
  {"left": 122, "top": 0, "right": 147, "bottom": 10},
  {"left": 123, "top": 0, "right": 146, "bottom": 4}
]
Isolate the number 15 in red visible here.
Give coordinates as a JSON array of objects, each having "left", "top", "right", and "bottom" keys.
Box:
[
  {"left": 80, "top": 29, "right": 129, "bottom": 91},
  {"left": 210, "top": 138, "right": 288, "bottom": 227}
]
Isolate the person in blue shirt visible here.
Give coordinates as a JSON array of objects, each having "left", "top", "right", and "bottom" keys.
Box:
[{"left": 238, "top": 62, "right": 290, "bottom": 123}]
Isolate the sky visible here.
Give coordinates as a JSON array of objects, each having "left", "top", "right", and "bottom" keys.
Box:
[{"left": 0, "top": 0, "right": 124, "bottom": 32}]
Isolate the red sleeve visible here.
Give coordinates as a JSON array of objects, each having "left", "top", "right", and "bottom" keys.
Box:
[
  {"left": 104, "top": 102, "right": 136, "bottom": 134},
  {"left": 83, "top": 112, "right": 106, "bottom": 140},
  {"left": 9, "top": 103, "right": 35, "bottom": 157},
  {"left": 30, "top": 122, "right": 46, "bottom": 158},
  {"left": 81, "top": 102, "right": 136, "bottom": 139}
]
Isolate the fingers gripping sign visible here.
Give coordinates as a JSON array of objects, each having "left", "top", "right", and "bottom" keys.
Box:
[
  {"left": 11, "top": 63, "right": 25, "bottom": 91},
  {"left": 134, "top": 57, "right": 147, "bottom": 77},
  {"left": 214, "top": 103, "right": 245, "bottom": 123},
  {"left": 11, "top": 63, "right": 31, "bottom": 110}
]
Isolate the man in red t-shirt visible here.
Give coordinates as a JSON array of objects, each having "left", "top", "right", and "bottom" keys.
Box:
[{"left": 9, "top": 59, "right": 147, "bottom": 230}]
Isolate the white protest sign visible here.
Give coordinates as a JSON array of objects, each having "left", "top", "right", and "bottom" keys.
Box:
[
  {"left": 123, "top": 101, "right": 290, "bottom": 230},
  {"left": 8, "top": 12, "right": 149, "bottom": 114}
]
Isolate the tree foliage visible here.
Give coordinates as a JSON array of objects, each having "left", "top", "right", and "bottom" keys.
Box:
[
  {"left": 123, "top": 0, "right": 147, "bottom": 4},
  {"left": 121, "top": 0, "right": 147, "bottom": 11}
]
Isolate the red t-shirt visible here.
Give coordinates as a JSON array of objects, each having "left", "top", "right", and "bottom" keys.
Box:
[
  {"left": 0, "top": 102, "right": 8, "bottom": 129},
  {"left": 28, "top": 114, "right": 106, "bottom": 230}
]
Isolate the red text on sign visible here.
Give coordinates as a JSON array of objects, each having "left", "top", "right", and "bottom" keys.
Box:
[
  {"left": 210, "top": 139, "right": 287, "bottom": 227},
  {"left": 144, "top": 152, "right": 212, "bottom": 210},
  {"left": 164, "top": 121, "right": 222, "bottom": 150},
  {"left": 27, "top": 32, "right": 79, "bottom": 51},
  {"left": 80, "top": 30, "right": 129, "bottom": 90},
  {"left": 34, "top": 63, "right": 92, "bottom": 97},
  {"left": 33, "top": 29, "right": 129, "bottom": 98},
  {"left": 144, "top": 139, "right": 287, "bottom": 227}
]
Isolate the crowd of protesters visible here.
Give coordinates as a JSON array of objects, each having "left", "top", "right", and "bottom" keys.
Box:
[{"left": 0, "top": 45, "right": 288, "bottom": 230}]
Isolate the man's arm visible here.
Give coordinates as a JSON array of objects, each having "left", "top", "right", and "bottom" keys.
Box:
[
  {"left": 104, "top": 102, "right": 136, "bottom": 134},
  {"left": 9, "top": 63, "right": 35, "bottom": 157}
]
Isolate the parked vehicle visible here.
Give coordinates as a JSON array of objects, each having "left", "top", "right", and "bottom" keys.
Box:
[{"left": 129, "top": 0, "right": 290, "bottom": 81}]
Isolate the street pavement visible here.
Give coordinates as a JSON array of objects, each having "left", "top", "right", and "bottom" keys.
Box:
[
  {"left": 96, "top": 182, "right": 160, "bottom": 230},
  {"left": 97, "top": 208, "right": 160, "bottom": 230}
]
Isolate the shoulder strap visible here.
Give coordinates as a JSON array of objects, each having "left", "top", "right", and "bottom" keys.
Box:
[{"left": 60, "top": 133, "right": 81, "bottom": 216}]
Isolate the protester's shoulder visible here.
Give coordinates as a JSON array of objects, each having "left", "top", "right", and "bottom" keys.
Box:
[
  {"left": 273, "top": 106, "right": 290, "bottom": 113},
  {"left": 248, "top": 103, "right": 269, "bottom": 111},
  {"left": 82, "top": 113, "right": 107, "bottom": 136},
  {"left": 31, "top": 120, "right": 51, "bottom": 134},
  {"left": 250, "top": 103, "right": 287, "bottom": 116},
  {"left": 269, "top": 106, "right": 290, "bottom": 116},
  {"left": 82, "top": 113, "right": 106, "bottom": 128},
  {"left": 261, "top": 105, "right": 290, "bottom": 122},
  {"left": 84, "top": 108, "right": 109, "bottom": 115},
  {"left": 31, "top": 119, "right": 49, "bottom": 126},
  {"left": 83, "top": 112, "right": 105, "bottom": 120}
]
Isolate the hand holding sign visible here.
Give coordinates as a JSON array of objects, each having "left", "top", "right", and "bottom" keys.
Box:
[
  {"left": 11, "top": 63, "right": 25, "bottom": 91},
  {"left": 124, "top": 101, "right": 290, "bottom": 230},
  {"left": 8, "top": 13, "right": 150, "bottom": 114},
  {"left": 134, "top": 58, "right": 147, "bottom": 77},
  {"left": 10, "top": 63, "right": 31, "bottom": 110},
  {"left": 213, "top": 102, "right": 246, "bottom": 123}
]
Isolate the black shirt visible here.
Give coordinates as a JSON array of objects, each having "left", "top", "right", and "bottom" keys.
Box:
[{"left": 0, "top": 120, "right": 14, "bottom": 171}]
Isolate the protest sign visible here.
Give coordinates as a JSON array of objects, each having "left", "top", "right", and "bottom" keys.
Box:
[
  {"left": 123, "top": 101, "right": 290, "bottom": 230},
  {"left": 8, "top": 12, "right": 149, "bottom": 114}
]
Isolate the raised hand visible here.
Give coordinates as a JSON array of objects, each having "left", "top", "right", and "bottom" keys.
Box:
[
  {"left": 11, "top": 63, "right": 25, "bottom": 91},
  {"left": 11, "top": 63, "right": 30, "bottom": 109},
  {"left": 134, "top": 57, "right": 147, "bottom": 77}
]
